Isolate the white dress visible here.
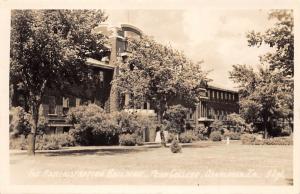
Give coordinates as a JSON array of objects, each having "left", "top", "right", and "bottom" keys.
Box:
[{"left": 155, "top": 131, "right": 161, "bottom": 143}]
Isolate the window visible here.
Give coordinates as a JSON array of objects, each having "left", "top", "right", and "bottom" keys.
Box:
[
  {"left": 87, "top": 70, "right": 93, "bottom": 80},
  {"left": 48, "top": 96, "right": 56, "bottom": 114},
  {"left": 63, "top": 97, "right": 69, "bottom": 108},
  {"left": 76, "top": 98, "right": 81, "bottom": 107},
  {"left": 99, "top": 71, "right": 104, "bottom": 88},
  {"left": 216, "top": 91, "right": 219, "bottom": 99},
  {"left": 69, "top": 97, "right": 76, "bottom": 107},
  {"left": 63, "top": 97, "right": 69, "bottom": 115}
]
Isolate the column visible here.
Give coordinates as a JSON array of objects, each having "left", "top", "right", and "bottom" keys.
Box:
[
  {"left": 124, "top": 93, "right": 130, "bottom": 108},
  {"left": 195, "top": 103, "right": 199, "bottom": 127},
  {"left": 146, "top": 102, "right": 150, "bottom": 110},
  {"left": 199, "top": 101, "right": 202, "bottom": 118}
]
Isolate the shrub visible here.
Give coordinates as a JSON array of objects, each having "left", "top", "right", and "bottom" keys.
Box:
[
  {"left": 170, "top": 139, "right": 182, "bottom": 153},
  {"left": 114, "top": 111, "right": 143, "bottom": 134},
  {"left": 9, "top": 107, "right": 32, "bottom": 137},
  {"left": 10, "top": 133, "right": 76, "bottom": 150},
  {"left": 55, "top": 133, "right": 76, "bottom": 147},
  {"left": 210, "top": 131, "right": 222, "bottom": 141},
  {"left": 69, "top": 125, "right": 93, "bottom": 145},
  {"left": 241, "top": 134, "right": 293, "bottom": 145},
  {"left": 167, "top": 133, "right": 177, "bottom": 143},
  {"left": 118, "top": 133, "right": 143, "bottom": 146},
  {"left": 9, "top": 135, "right": 28, "bottom": 150},
  {"left": 35, "top": 135, "right": 60, "bottom": 150},
  {"left": 67, "top": 104, "right": 118, "bottom": 145},
  {"left": 179, "top": 133, "right": 192, "bottom": 143},
  {"left": 223, "top": 131, "right": 241, "bottom": 140},
  {"left": 197, "top": 133, "right": 207, "bottom": 140},
  {"left": 135, "top": 135, "right": 144, "bottom": 146},
  {"left": 195, "top": 126, "right": 208, "bottom": 136},
  {"left": 35, "top": 134, "right": 75, "bottom": 150},
  {"left": 263, "top": 136, "right": 293, "bottom": 145},
  {"left": 210, "top": 120, "right": 224, "bottom": 131},
  {"left": 9, "top": 107, "right": 49, "bottom": 138},
  {"left": 281, "top": 125, "right": 293, "bottom": 136},
  {"left": 164, "top": 105, "right": 188, "bottom": 134},
  {"left": 241, "top": 134, "right": 258, "bottom": 144}
]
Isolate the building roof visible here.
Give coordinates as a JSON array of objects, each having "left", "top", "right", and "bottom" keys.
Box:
[
  {"left": 207, "top": 84, "right": 238, "bottom": 93},
  {"left": 121, "top": 24, "right": 143, "bottom": 35},
  {"left": 86, "top": 58, "right": 115, "bottom": 70}
]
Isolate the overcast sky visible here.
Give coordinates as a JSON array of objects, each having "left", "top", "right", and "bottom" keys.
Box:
[{"left": 105, "top": 9, "right": 275, "bottom": 90}]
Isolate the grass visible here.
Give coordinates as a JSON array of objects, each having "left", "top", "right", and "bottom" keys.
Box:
[{"left": 10, "top": 141, "right": 292, "bottom": 185}]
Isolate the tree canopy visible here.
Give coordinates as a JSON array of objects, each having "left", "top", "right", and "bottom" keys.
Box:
[
  {"left": 10, "top": 10, "right": 108, "bottom": 154},
  {"left": 230, "top": 10, "right": 293, "bottom": 138},
  {"left": 113, "top": 35, "right": 210, "bottom": 122},
  {"left": 247, "top": 10, "right": 294, "bottom": 77}
]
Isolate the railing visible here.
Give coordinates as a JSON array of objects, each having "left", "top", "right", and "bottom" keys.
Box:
[{"left": 124, "top": 108, "right": 156, "bottom": 116}]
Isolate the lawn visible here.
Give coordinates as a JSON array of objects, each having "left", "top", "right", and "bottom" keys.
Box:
[{"left": 10, "top": 141, "right": 293, "bottom": 185}]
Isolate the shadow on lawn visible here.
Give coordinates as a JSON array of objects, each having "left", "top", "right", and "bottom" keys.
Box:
[
  {"left": 37, "top": 143, "right": 212, "bottom": 156},
  {"left": 41, "top": 147, "right": 154, "bottom": 157}
]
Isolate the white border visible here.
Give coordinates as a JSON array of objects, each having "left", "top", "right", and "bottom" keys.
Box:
[{"left": 0, "top": 0, "right": 299, "bottom": 193}]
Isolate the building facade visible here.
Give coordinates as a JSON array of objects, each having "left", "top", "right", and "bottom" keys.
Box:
[
  {"left": 187, "top": 85, "right": 239, "bottom": 128},
  {"left": 11, "top": 23, "right": 239, "bottom": 136}
]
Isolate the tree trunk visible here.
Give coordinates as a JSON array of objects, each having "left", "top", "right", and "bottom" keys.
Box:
[
  {"left": 158, "top": 101, "right": 166, "bottom": 147},
  {"left": 263, "top": 117, "right": 268, "bottom": 139},
  {"left": 28, "top": 102, "right": 39, "bottom": 155}
]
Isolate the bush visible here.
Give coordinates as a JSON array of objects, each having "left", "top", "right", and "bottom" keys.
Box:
[
  {"left": 9, "top": 135, "right": 28, "bottom": 150},
  {"left": 170, "top": 139, "right": 182, "bottom": 153},
  {"left": 35, "top": 135, "right": 60, "bottom": 150},
  {"left": 9, "top": 107, "right": 32, "bottom": 137},
  {"left": 119, "top": 133, "right": 143, "bottom": 146},
  {"left": 113, "top": 111, "right": 144, "bottom": 134},
  {"left": 9, "top": 107, "right": 49, "bottom": 138},
  {"left": 67, "top": 104, "right": 118, "bottom": 145},
  {"left": 262, "top": 136, "right": 293, "bottom": 145},
  {"left": 167, "top": 133, "right": 177, "bottom": 143},
  {"left": 35, "top": 133, "right": 77, "bottom": 150},
  {"left": 241, "top": 134, "right": 293, "bottom": 145},
  {"left": 197, "top": 134, "right": 208, "bottom": 140},
  {"left": 210, "top": 120, "right": 224, "bottom": 131},
  {"left": 210, "top": 131, "right": 222, "bottom": 141},
  {"left": 223, "top": 131, "right": 241, "bottom": 140},
  {"left": 241, "top": 134, "right": 259, "bottom": 144},
  {"left": 281, "top": 125, "right": 293, "bottom": 136},
  {"left": 164, "top": 105, "right": 188, "bottom": 134},
  {"left": 195, "top": 126, "right": 208, "bottom": 136},
  {"left": 10, "top": 133, "right": 76, "bottom": 150},
  {"left": 179, "top": 131, "right": 198, "bottom": 143},
  {"left": 55, "top": 133, "right": 76, "bottom": 147}
]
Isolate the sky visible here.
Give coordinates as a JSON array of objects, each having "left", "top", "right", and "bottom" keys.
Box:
[{"left": 105, "top": 9, "right": 275, "bottom": 90}]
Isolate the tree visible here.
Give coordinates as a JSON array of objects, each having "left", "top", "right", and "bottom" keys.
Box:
[
  {"left": 229, "top": 10, "right": 293, "bottom": 138},
  {"left": 164, "top": 105, "right": 188, "bottom": 134},
  {"left": 226, "top": 113, "right": 252, "bottom": 132},
  {"left": 113, "top": 36, "right": 209, "bottom": 124},
  {"left": 230, "top": 65, "right": 292, "bottom": 138},
  {"left": 10, "top": 10, "right": 108, "bottom": 155},
  {"left": 247, "top": 10, "right": 294, "bottom": 77}
]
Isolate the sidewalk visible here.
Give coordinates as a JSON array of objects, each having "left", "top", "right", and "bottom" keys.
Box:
[
  {"left": 10, "top": 141, "right": 225, "bottom": 155},
  {"left": 9, "top": 143, "right": 162, "bottom": 155}
]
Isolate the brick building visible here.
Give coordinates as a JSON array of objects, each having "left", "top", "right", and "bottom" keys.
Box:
[
  {"left": 11, "top": 23, "right": 239, "bottom": 137},
  {"left": 186, "top": 85, "right": 239, "bottom": 128}
]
